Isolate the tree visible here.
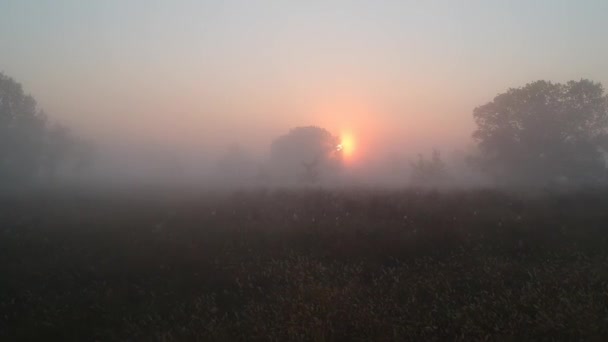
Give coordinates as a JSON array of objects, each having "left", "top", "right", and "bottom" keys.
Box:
[
  {"left": 0, "top": 73, "right": 48, "bottom": 183},
  {"left": 269, "top": 126, "right": 343, "bottom": 184},
  {"left": 472, "top": 79, "right": 608, "bottom": 185},
  {"left": 0, "top": 72, "right": 88, "bottom": 185}
]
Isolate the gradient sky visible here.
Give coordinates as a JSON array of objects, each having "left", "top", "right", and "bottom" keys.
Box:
[{"left": 2, "top": 0, "right": 607, "bottom": 160}]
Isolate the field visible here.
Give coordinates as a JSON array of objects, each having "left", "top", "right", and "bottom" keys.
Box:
[{"left": 1, "top": 187, "right": 608, "bottom": 340}]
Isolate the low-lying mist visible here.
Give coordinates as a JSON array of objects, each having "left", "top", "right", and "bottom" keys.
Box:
[{"left": 2, "top": 72, "right": 608, "bottom": 193}]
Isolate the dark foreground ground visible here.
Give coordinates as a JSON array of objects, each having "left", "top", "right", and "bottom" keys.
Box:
[{"left": 1, "top": 187, "right": 608, "bottom": 341}]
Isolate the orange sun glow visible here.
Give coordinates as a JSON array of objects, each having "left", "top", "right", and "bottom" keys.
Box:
[{"left": 337, "top": 133, "right": 355, "bottom": 159}]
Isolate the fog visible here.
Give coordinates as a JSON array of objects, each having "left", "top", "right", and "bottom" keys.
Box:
[
  {"left": 2, "top": 1, "right": 608, "bottom": 191},
  {"left": 6, "top": 3, "right": 608, "bottom": 340}
]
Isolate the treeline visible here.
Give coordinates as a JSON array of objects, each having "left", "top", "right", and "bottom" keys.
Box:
[
  {"left": 0, "top": 73, "right": 93, "bottom": 187},
  {"left": 215, "top": 79, "right": 608, "bottom": 187},
  {"left": 2, "top": 71, "right": 608, "bottom": 188}
]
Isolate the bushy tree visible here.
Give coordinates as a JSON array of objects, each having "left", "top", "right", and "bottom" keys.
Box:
[
  {"left": 472, "top": 79, "right": 608, "bottom": 185},
  {"left": 0, "top": 73, "right": 47, "bottom": 183},
  {"left": 269, "top": 126, "right": 342, "bottom": 183},
  {"left": 0, "top": 72, "right": 89, "bottom": 185}
]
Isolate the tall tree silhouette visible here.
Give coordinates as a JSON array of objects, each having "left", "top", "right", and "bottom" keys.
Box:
[
  {"left": 472, "top": 79, "right": 608, "bottom": 185},
  {"left": 269, "top": 126, "right": 342, "bottom": 183},
  {"left": 0, "top": 73, "right": 47, "bottom": 183},
  {"left": 0, "top": 72, "right": 89, "bottom": 185}
]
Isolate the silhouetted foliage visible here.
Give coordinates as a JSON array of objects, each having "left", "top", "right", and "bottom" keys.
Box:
[
  {"left": 0, "top": 73, "right": 90, "bottom": 186},
  {"left": 0, "top": 73, "right": 47, "bottom": 183},
  {"left": 3, "top": 189, "right": 608, "bottom": 340},
  {"left": 269, "top": 126, "right": 342, "bottom": 183},
  {"left": 472, "top": 79, "right": 608, "bottom": 185}
]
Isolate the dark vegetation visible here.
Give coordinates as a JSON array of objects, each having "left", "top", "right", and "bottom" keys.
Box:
[
  {"left": 472, "top": 79, "right": 608, "bottom": 185},
  {"left": 269, "top": 126, "right": 343, "bottom": 184},
  {"left": 0, "top": 73, "right": 91, "bottom": 187},
  {"left": 2, "top": 188, "right": 608, "bottom": 340}
]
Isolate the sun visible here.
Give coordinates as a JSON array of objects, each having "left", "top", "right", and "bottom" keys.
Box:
[{"left": 337, "top": 133, "right": 355, "bottom": 158}]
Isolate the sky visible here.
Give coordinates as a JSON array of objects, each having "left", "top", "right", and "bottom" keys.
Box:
[{"left": 1, "top": 0, "right": 608, "bottom": 162}]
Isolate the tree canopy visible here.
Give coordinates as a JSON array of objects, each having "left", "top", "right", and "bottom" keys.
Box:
[
  {"left": 0, "top": 72, "right": 90, "bottom": 186},
  {"left": 472, "top": 79, "right": 608, "bottom": 185},
  {"left": 269, "top": 126, "right": 342, "bottom": 183}
]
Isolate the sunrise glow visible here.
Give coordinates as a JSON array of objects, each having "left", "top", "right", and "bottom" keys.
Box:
[{"left": 339, "top": 133, "right": 355, "bottom": 159}]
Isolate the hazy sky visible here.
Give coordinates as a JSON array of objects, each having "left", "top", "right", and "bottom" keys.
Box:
[{"left": 2, "top": 0, "right": 607, "bottom": 160}]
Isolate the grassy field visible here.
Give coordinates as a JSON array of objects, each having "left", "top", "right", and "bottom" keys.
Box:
[{"left": 1, "top": 187, "right": 608, "bottom": 340}]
